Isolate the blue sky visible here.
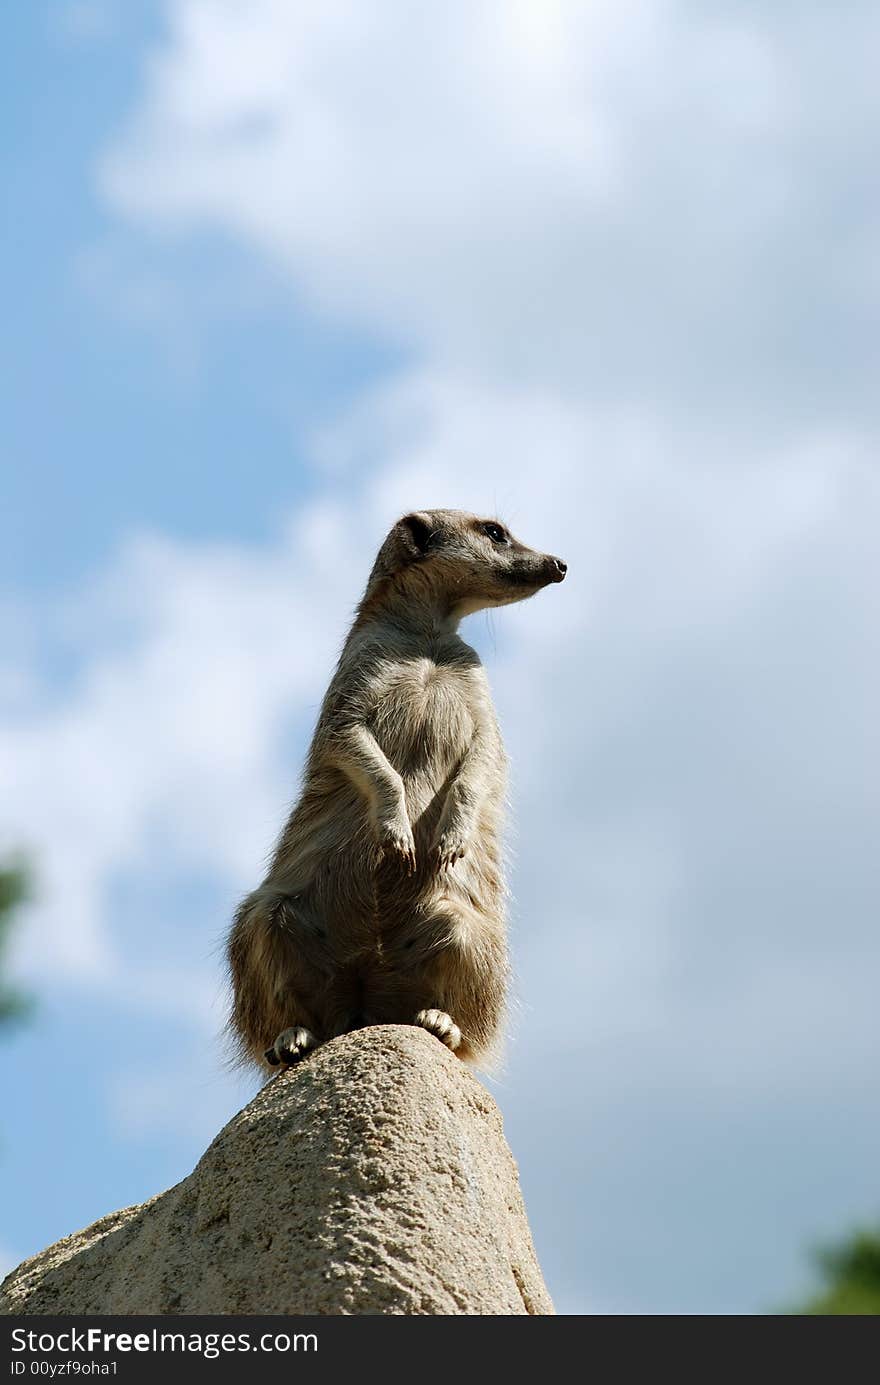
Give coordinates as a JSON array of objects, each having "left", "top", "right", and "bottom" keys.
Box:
[{"left": 2, "top": 1, "right": 879, "bottom": 1315}]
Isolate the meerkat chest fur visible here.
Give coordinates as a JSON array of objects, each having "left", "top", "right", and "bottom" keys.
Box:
[
  {"left": 333, "top": 623, "right": 501, "bottom": 814},
  {"left": 370, "top": 652, "right": 478, "bottom": 772}
]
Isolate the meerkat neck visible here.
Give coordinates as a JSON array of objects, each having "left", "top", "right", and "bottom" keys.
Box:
[
  {"left": 376, "top": 590, "right": 462, "bottom": 639},
  {"left": 355, "top": 572, "right": 463, "bottom": 641}
]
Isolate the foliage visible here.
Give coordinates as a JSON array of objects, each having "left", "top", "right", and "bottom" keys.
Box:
[
  {"left": 789, "top": 1228, "right": 880, "bottom": 1315},
  {"left": 0, "top": 861, "right": 33, "bottom": 1028}
]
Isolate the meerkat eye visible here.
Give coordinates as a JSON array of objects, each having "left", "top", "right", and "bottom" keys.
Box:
[{"left": 482, "top": 522, "right": 510, "bottom": 546}]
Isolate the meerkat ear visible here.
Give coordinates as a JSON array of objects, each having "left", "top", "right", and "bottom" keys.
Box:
[{"left": 397, "top": 512, "right": 435, "bottom": 560}]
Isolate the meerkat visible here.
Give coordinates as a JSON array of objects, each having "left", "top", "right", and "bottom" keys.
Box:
[{"left": 226, "top": 509, "right": 567, "bottom": 1072}]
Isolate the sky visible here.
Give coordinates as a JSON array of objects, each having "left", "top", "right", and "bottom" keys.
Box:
[{"left": 1, "top": 0, "right": 878, "bottom": 1315}]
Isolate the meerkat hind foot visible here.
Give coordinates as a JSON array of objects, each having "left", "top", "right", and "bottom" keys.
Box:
[
  {"left": 265, "top": 1025, "right": 319, "bottom": 1066},
  {"left": 413, "top": 1008, "right": 462, "bottom": 1051}
]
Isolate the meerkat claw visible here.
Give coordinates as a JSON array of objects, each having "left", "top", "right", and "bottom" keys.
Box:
[
  {"left": 434, "top": 835, "right": 465, "bottom": 872},
  {"left": 414, "top": 1008, "right": 462, "bottom": 1051},
  {"left": 267, "top": 1025, "right": 319, "bottom": 1066},
  {"left": 380, "top": 824, "right": 417, "bottom": 875}
]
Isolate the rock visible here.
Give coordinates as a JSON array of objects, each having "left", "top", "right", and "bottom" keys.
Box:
[{"left": 1, "top": 1026, "right": 553, "bottom": 1315}]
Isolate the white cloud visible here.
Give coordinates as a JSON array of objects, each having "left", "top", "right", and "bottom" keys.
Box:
[
  {"left": 99, "top": 0, "right": 619, "bottom": 357},
  {"left": 98, "top": 1, "right": 880, "bottom": 426}
]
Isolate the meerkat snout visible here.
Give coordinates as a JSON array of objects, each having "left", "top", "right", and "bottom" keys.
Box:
[{"left": 547, "top": 556, "right": 567, "bottom": 583}]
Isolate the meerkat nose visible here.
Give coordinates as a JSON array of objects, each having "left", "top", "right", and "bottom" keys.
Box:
[{"left": 548, "top": 557, "right": 567, "bottom": 583}]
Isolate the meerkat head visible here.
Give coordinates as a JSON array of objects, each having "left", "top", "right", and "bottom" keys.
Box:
[{"left": 364, "top": 508, "right": 567, "bottom": 620}]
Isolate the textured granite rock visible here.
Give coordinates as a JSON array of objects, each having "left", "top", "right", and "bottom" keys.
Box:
[{"left": 1, "top": 1025, "right": 553, "bottom": 1315}]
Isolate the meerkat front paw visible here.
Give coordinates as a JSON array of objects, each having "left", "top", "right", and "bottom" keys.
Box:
[
  {"left": 376, "top": 814, "right": 417, "bottom": 874},
  {"left": 432, "top": 825, "right": 469, "bottom": 871},
  {"left": 264, "top": 1025, "right": 319, "bottom": 1066},
  {"left": 413, "top": 1008, "right": 462, "bottom": 1051}
]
